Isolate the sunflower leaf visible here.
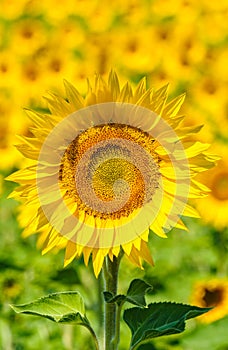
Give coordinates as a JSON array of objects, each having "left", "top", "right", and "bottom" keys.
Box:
[
  {"left": 10, "top": 291, "right": 89, "bottom": 325},
  {"left": 104, "top": 279, "right": 152, "bottom": 307},
  {"left": 123, "top": 302, "right": 212, "bottom": 350},
  {"left": 126, "top": 279, "right": 152, "bottom": 307}
]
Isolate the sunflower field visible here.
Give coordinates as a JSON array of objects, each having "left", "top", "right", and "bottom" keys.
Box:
[{"left": 0, "top": 1, "right": 228, "bottom": 349}]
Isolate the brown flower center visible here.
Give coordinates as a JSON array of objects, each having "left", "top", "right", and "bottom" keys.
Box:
[
  {"left": 202, "top": 287, "right": 224, "bottom": 307},
  {"left": 59, "top": 123, "right": 160, "bottom": 220}
]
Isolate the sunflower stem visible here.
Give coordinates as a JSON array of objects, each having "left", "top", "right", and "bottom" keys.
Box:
[
  {"left": 98, "top": 272, "right": 105, "bottom": 334},
  {"left": 111, "top": 301, "right": 124, "bottom": 349},
  {"left": 103, "top": 254, "right": 122, "bottom": 350},
  {"left": 83, "top": 323, "right": 100, "bottom": 350}
]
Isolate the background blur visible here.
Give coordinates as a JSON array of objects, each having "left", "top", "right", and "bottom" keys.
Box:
[{"left": 0, "top": 0, "right": 228, "bottom": 349}]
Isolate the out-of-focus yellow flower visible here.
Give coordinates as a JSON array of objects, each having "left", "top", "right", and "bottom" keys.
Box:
[
  {"left": 113, "top": 28, "right": 160, "bottom": 73},
  {"left": 212, "top": 49, "right": 228, "bottom": 82},
  {"left": 42, "top": 0, "right": 96, "bottom": 22},
  {"left": 0, "top": 0, "right": 27, "bottom": 20},
  {"left": 85, "top": 2, "right": 114, "bottom": 33},
  {"left": 148, "top": 66, "right": 177, "bottom": 93},
  {"left": 117, "top": 0, "right": 150, "bottom": 26},
  {"left": 36, "top": 46, "right": 76, "bottom": 90},
  {"left": 7, "top": 71, "right": 216, "bottom": 277},
  {"left": 20, "top": 0, "right": 45, "bottom": 17},
  {"left": 9, "top": 18, "right": 47, "bottom": 56},
  {"left": 150, "top": 0, "right": 200, "bottom": 19},
  {"left": 17, "top": 59, "right": 46, "bottom": 103},
  {"left": 198, "top": 11, "right": 228, "bottom": 45},
  {"left": 54, "top": 18, "right": 85, "bottom": 50},
  {"left": 2, "top": 276, "right": 22, "bottom": 299},
  {"left": 78, "top": 34, "right": 108, "bottom": 74},
  {"left": 0, "top": 95, "right": 27, "bottom": 169},
  {"left": 161, "top": 25, "right": 206, "bottom": 82},
  {"left": 191, "top": 74, "right": 227, "bottom": 124},
  {"left": 0, "top": 50, "right": 20, "bottom": 91},
  {"left": 0, "top": 22, "right": 5, "bottom": 47},
  {"left": 196, "top": 145, "right": 228, "bottom": 230},
  {"left": 191, "top": 279, "right": 228, "bottom": 323},
  {"left": 200, "top": 0, "right": 228, "bottom": 11}
]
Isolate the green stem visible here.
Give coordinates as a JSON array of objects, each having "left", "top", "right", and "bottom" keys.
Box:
[
  {"left": 83, "top": 323, "right": 100, "bottom": 350},
  {"left": 111, "top": 302, "right": 124, "bottom": 349},
  {"left": 97, "top": 272, "right": 104, "bottom": 334},
  {"left": 103, "top": 254, "right": 123, "bottom": 350}
]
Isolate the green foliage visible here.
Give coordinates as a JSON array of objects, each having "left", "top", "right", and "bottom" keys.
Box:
[
  {"left": 104, "top": 279, "right": 152, "bottom": 307},
  {"left": 10, "top": 292, "right": 100, "bottom": 349},
  {"left": 123, "top": 302, "right": 211, "bottom": 350},
  {"left": 10, "top": 291, "right": 88, "bottom": 324},
  {"left": 182, "top": 315, "right": 228, "bottom": 350}
]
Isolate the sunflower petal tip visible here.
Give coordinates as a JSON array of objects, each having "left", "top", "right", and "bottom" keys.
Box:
[
  {"left": 63, "top": 78, "right": 71, "bottom": 88},
  {"left": 93, "top": 266, "right": 101, "bottom": 279},
  {"left": 63, "top": 259, "right": 70, "bottom": 268}
]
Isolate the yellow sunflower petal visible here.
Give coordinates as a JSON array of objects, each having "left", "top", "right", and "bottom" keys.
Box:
[
  {"left": 127, "top": 246, "right": 143, "bottom": 269},
  {"left": 63, "top": 79, "right": 85, "bottom": 110},
  {"left": 83, "top": 246, "right": 93, "bottom": 266},
  {"left": 64, "top": 240, "right": 78, "bottom": 267},
  {"left": 133, "top": 77, "right": 147, "bottom": 102},
  {"left": 108, "top": 70, "right": 120, "bottom": 100},
  {"left": 118, "top": 82, "right": 133, "bottom": 102},
  {"left": 150, "top": 83, "right": 169, "bottom": 115},
  {"left": 44, "top": 93, "right": 73, "bottom": 117},
  {"left": 162, "top": 93, "right": 185, "bottom": 119},
  {"left": 92, "top": 249, "right": 108, "bottom": 278},
  {"left": 139, "top": 239, "right": 154, "bottom": 265}
]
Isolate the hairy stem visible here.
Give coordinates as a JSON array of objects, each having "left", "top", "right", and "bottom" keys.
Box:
[
  {"left": 103, "top": 254, "right": 122, "bottom": 350},
  {"left": 111, "top": 302, "right": 124, "bottom": 350},
  {"left": 97, "top": 272, "right": 104, "bottom": 334},
  {"left": 83, "top": 323, "right": 100, "bottom": 350}
]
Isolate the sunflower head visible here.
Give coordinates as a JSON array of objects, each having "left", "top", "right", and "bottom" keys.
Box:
[
  {"left": 191, "top": 279, "right": 228, "bottom": 323},
  {"left": 7, "top": 71, "right": 217, "bottom": 276},
  {"left": 196, "top": 145, "right": 228, "bottom": 230}
]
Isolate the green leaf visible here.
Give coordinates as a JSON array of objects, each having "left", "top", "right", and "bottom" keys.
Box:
[
  {"left": 11, "top": 292, "right": 100, "bottom": 350},
  {"left": 126, "top": 279, "right": 152, "bottom": 307},
  {"left": 123, "top": 302, "right": 212, "bottom": 350},
  {"left": 10, "top": 291, "right": 89, "bottom": 325},
  {"left": 104, "top": 279, "right": 152, "bottom": 307}
]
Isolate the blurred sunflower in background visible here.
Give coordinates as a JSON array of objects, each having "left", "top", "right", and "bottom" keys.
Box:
[
  {"left": 196, "top": 145, "right": 228, "bottom": 230},
  {"left": 191, "top": 279, "right": 228, "bottom": 323}
]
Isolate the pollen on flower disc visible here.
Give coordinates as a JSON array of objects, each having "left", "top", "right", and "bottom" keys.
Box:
[{"left": 60, "top": 124, "right": 160, "bottom": 219}]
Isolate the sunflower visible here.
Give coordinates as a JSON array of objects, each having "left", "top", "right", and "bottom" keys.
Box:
[
  {"left": 10, "top": 17, "right": 46, "bottom": 56},
  {"left": 191, "top": 279, "right": 228, "bottom": 323},
  {"left": 195, "top": 145, "right": 228, "bottom": 230},
  {"left": 0, "top": 95, "right": 28, "bottom": 170},
  {"left": 7, "top": 71, "right": 217, "bottom": 277}
]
